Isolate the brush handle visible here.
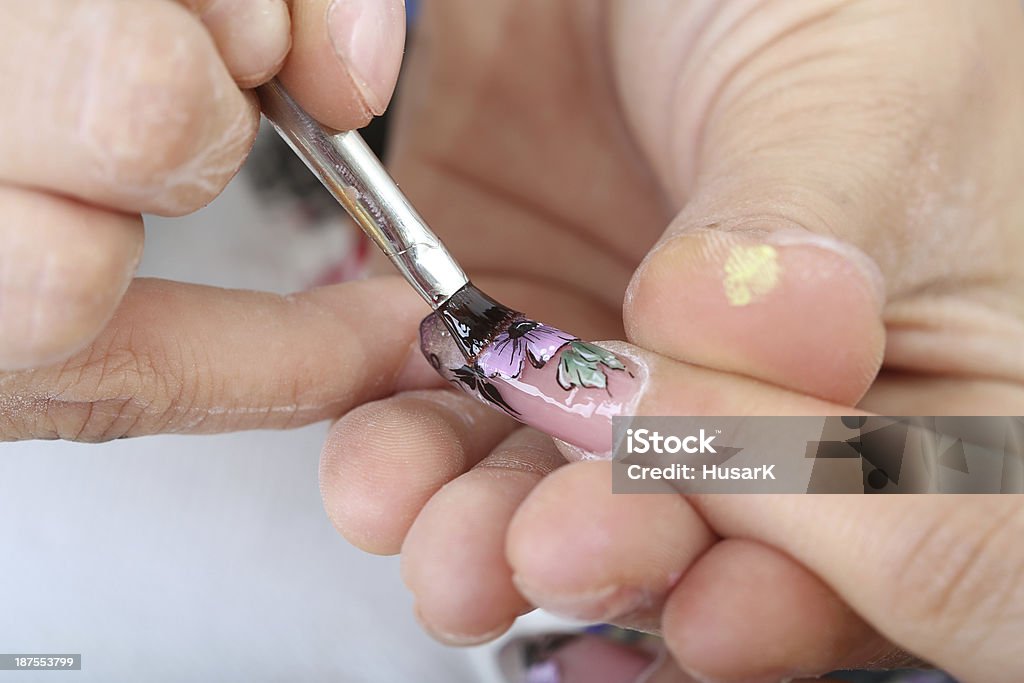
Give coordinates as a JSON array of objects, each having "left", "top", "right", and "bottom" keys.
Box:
[{"left": 256, "top": 79, "right": 468, "bottom": 307}]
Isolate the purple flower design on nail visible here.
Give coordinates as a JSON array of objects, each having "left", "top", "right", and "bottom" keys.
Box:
[{"left": 477, "top": 319, "right": 575, "bottom": 379}]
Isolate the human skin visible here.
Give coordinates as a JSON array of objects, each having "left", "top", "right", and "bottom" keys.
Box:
[
  {"left": 1, "top": 1, "right": 1024, "bottom": 682},
  {"left": 0, "top": 0, "right": 404, "bottom": 368},
  {"left": 333, "top": 2, "right": 1024, "bottom": 681}
]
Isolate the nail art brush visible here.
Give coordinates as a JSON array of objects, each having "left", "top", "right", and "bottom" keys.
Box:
[
  {"left": 256, "top": 79, "right": 515, "bottom": 361},
  {"left": 257, "top": 79, "right": 640, "bottom": 455}
]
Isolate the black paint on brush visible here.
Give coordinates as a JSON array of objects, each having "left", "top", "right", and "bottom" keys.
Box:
[{"left": 438, "top": 283, "right": 522, "bottom": 362}]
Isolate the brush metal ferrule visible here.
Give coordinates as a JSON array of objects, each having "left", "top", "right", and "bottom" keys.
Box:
[{"left": 257, "top": 79, "right": 468, "bottom": 307}]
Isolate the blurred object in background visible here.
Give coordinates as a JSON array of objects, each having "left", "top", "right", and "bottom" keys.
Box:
[{"left": 836, "top": 672, "right": 956, "bottom": 683}]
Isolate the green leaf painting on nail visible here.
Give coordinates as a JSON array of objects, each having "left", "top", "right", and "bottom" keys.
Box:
[{"left": 556, "top": 341, "right": 627, "bottom": 391}]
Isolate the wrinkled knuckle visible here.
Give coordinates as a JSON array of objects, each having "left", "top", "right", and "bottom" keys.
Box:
[
  {"left": 45, "top": 325, "right": 189, "bottom": 441},
  {"left": 889, "top": 504, "right": 1024, "bottom": 648},
  {"left": 83, "top": 2, "right": 250, "bottom": 209}
]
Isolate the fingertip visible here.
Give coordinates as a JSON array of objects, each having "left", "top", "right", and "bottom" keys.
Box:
[
  {"left": 402, "top": 430, "right": 559, "bottom": 645},
  {"left": 325, "top": 0, "right": 405, "bottom": 116},
  {"left": 506, "top": 461, "right": 713, "bottom": 622},
  {"left": 0, "top": 188, "right": 143, "bottom": 371},
  {"left": 318, "top": 390, "right": 513, "bottom": 555},
  {"left": 412, "top": 602, "right": 516, "bottom": 647},
  {"left": 193, "top": 0, "right": 292, "bottom": 88},
  {"left": 662, "top": 539, "right": 883, "bottom": 682},
  {"left": 280, "top": 0, "right": 405, "bottom": 130},
  {"left": 319, "top": 395, "right": 464, "bottom": 555},
  {"left": 625, "top": 230, "right": 885, "bottom": 405},
  {"left": 403, "top": 489, "right": 525, "bottom": 644}
]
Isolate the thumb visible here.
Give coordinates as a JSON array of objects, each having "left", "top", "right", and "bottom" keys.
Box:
[
  {"left": 627, "top": 226, "right": 886, "bottom": 406},
  {"left": 616, "top": 1, "right": 1011, "bottom": 405}
]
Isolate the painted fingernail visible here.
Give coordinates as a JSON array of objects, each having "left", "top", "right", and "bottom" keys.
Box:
[
  {"left": 419, "top": 313, "right": 647, "bottom": 457},
  {"left": 327, "top": 0, "right": 405, "bottom": 115},
  {"left": 499, "top": 629, "right": 661, "bottom": 683}
]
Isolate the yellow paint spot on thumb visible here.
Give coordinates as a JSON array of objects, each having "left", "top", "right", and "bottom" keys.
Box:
[{"left": 723, "top": 244, "right": 780, "bottom": 306}]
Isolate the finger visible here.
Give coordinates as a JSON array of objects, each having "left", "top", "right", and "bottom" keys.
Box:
[
  {"left": 1, "top": 276, "right": 436, "bottom": 440},
  {"left": 0, "top": 186, "right": 143, "bottom": 370},
  {"left": 278, "top": 0, "right": 405, "bottom": 130},
  {"left": 1, "top": 0, "right": 258, "bottom": 216},
  {"left": 401, "top": 428, "right": 563, "bottom": 644},
  {"left": 614, "top": 1, "right": 1024, "bottom": 402},
  {"left": 319, "top": 389, "right": 516, "bottom": 555},
  {"left": 691, "top": 495, "right": 1024, "bottom": 682},
  {"left": 663, "top": 539, "right": 906, "bottom": 682},
  {"left": 179, "top": 0, "right": 292, "bottom": 88},
  {"left": 506, "top": 460, "right": 715, "bottom": 629},
  {"left": 626, "top": 230, "right": 885, "bottom": 406},
  {"left": 421, "top": 308, "right": 860, "bottom": 457}
]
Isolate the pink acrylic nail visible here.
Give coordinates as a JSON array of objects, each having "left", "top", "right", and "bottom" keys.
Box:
[{"left": 419, "top": 313, "right": 644, "bottom": 456}]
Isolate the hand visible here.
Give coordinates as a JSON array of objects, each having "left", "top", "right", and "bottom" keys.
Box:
[
  {"left": 4, "top": 1, "right": 1022, "bottom": 679},
  {"left": 0, "top": 0, "right": 404, "bottom": 369},
  {"left": 316, "top": 1, "right": 1024, "bottom": 681}
]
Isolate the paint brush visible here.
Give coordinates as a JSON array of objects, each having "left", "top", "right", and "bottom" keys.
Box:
[
  {"left": 257, "top": 79, "right": 643, "bottom": 456},
  {"left": 256, "top": 79, "right": 513, "bottom": 362}
]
